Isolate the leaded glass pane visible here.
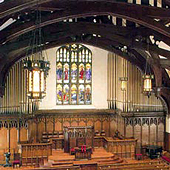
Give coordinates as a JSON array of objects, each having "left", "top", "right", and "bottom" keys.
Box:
[
  {"left": 86, "top": 63, "right": 91, "bottom": 83},
  {"left": 56, "top": 44, "right": 92, "bottom": 105},
  {"left": 67, "top": 52, "right": 69, "bottom": 62},
  {"left": 64, "top": 49, "right": 67, "bottom": 62},
  {"left": 79, "top": 51, "right": 82, "bottom": 62},
  {"left": 75, "top": 52, "right": 77, "bottom": 62},
  {"left": 71, "top": 84, "right": 77, "bottom": 104},
  {"left": 63, "top": 63, "right": 69, "bottom": 83},
  {"left": 59, "top": 48, "right": 63, "bottom": 62},
  {"left": 79, "top": 63, "right": 84, "bottom": 83},
  {"left": 71, "top": 63, "right": 77, "bottom": 83},
  {"left": 57, "top": 51, "right": 60, "bottom": 62},
  {"left": 56, "top": 63, "right": 62, "bottom": 83},
  {"left": 89, "top": 53, "right": 92, "bottom": 63},
  {"left": 57, "top": 84, "right": 62, "bottom": 104},
  {"left": 63, "top": 84, "right": 69, "bottom": 104},
  {"left": 85, "top": 85, "right": 91, "bottom": 104},
  {"left": 79, "top": 84, "right": 85, "bottom": 104}
]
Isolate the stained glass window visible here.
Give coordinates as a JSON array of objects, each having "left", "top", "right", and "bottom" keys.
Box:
[{"left": 56, "top": 44, "right": 92, "bottom": 105}]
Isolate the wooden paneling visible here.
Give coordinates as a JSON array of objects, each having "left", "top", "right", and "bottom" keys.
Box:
[
  {"left": 110, "top": 119, "right": 118, "bottom": 137},
  {"left": 38, "top": 122, "right": 44, "bottom": 141},
  {"left": 20, "top": 143, "right": 52, "bottom": 166},
  {"left": 94, "top": 137, "right": 103, "bottom": 148},
  {"left": 79, "top": 121, "right": 86, "bottom": 127},
  {"left": 126, "top": 125, "right": 132, "bottom": 138},
  {"left": 20, "top": 127, "right": 27, "bottom": 142},
  {"left": 55, "top": 121, "right": 62, "bottom": 131},
  {"left": 158, "top": 123, "right": 164, "bottom": 146},
  {"left": 28, "top": 121, "right": 36, "bottom": 142},
  {"left": 103, "top": 120, "right": 109, "bottom": 136},
  {"left": 124, "top": 116, "right": 165, "bottom": 149},
  {"left": 53, "top": 138, "right": 64, "bottom": 150},
  {"left": 118, "top": 115, "right": 125, "bottom": 135},
  {"left": 104, "top": 137, "right": 137, "bottom": 158},
  {"left": 71, "top": 121, "right": 78, "bottom": 127},
  {"left": 0, "top": 128, "right": 8, "bottom": 149},
  {"left": 134, "top": 124, "right": 141, "bottom": 144},
  {"left": 150, "top": 124, "right": 156, "bottom": 145},
  {"left": 142, "top": 124, "right": 148, "bottom": 145},
  {"left": 165, "top": 132, "right": 170, "bottom": 151},
  {"left": 87, "top": 121, "right": 93, "bottom": 127},
  {"left": 31, "top": 111, "right": 165, "bottom": 150},
  {"left": 0, "top": 128, "right": 8, "bottom": 161},
  {"left": 94, "top": 120, "right": 101, "bottom": 132},
  {"left": 63, "top": 121, "right": 70, "bottom": 127},
  {"left": 34, "top": 111, "right": 116, "bottom": 143},
  {"left": 47, "top": 121, "right": 53, "bottom": 132},
  {"left": 10, "top": 128, "right": 17, "bottom": 149}
]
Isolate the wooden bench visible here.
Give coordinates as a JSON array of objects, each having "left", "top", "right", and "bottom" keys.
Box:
[
  {"left": 99, "top": 161, "right": 169, "bottom": 170},
  {"left": 31, "top": 165, "right": 81, "bottom": 170}
]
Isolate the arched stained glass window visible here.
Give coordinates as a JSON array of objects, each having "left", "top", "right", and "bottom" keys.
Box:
[{"left": 56, "top": 44, "right": 92, "bottom": 105}]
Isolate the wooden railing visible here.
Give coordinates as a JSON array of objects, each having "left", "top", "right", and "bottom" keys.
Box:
[
  {"left": 103, "top": 137, "right": 137, "bottom": 159},
  {"left": 93, "top": 136, "right": 137, "bottom": 159},
  {"left": 107, "top": 100, "right": 164, "bottom": 113},
  {"left": 19, "top": 142, "right": 52, "bottom": 166}
]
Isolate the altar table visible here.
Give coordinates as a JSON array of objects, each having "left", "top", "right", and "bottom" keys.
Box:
[{"left": 75, "top": 146, "right": 92, "bottom": 160}]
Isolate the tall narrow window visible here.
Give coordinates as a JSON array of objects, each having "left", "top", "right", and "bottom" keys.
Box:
[{"left": 56, "top": 44, "right": 92, "bottom": 105}]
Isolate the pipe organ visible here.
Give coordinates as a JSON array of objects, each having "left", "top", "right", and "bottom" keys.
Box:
[
  {"left": 0, "top": 60, "right": 37, "bottom": 114},
  {"left": 0, "top": 52, "right": 165, "bottom": 114},
  {"left": 107, "top": 53, "right": 165, "bottom": 113}
]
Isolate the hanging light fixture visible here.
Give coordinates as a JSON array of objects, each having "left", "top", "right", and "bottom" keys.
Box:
[
  {"left": 142, "top": 38, "right": 154, "bottom": 97},
  {"left": 143, "top": 74, "right": 154, "bottom": 92},
  {"left": 119, "top": 77, "right": 128, "bottom": 91},
  {"left": 23, "top": 1, "right": 50, "bottom": 99}
]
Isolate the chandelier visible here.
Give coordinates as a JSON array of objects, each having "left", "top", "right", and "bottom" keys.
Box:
[
  {"left": 23, "top": 1, "right": 50, "bottom": 99},
  {"left": 142, "top": 38, "right": 154, "bottom": 97}
]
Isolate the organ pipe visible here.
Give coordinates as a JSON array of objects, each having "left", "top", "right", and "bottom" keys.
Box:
[
  {"left": 107, "top": 53, "right": 164, "bottom": 112},
  {"left": 0, "top": 59, "right": 38, "bottom": 114},
  {"left": 0, "top": 52, "right": 165, "bottom": 114}
]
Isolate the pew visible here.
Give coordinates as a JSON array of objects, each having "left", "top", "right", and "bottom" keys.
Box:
[
  {"left": 99, "top": 160, "right": 169, "bottom": 170},
  {"left": 19, "top": 142, "right": 52, "bottom": 166},
  {"left": 42, "top": 131, "right": 64, "bottom": 150}
]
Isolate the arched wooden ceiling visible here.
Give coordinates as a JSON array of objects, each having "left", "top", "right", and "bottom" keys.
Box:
[{"left": 0, "top": 0, "right": 170, "bottom": 110}]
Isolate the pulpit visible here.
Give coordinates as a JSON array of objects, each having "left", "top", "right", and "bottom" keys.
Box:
[{"left": 63, "top": 126, "right": 94, "bottom": 153}]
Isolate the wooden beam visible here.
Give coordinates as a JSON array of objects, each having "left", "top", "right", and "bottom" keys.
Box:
[
  {"left": 0, "top": 0, "right": 53, "bottom": 19},
  {"left": 0, "top": 34, "right": 145, "bottom": 91},
  {"left": 0, "top": 0, "right": 170, "bottom": 42},
  {"left": 1, "top": 22, "right": 170, "bottom": 60},
  {"left": 160, "top": 59, "right": 170, "bottom": 67}
]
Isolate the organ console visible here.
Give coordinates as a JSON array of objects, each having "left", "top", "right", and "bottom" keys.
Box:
[{"left": 144, "top": 145, "right": 163, "bottom": 159}]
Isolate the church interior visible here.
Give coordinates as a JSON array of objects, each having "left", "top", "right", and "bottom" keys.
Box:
[{"left": 0, "top": 0, "right": 170, "bottom": 169}]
